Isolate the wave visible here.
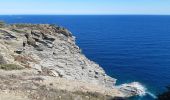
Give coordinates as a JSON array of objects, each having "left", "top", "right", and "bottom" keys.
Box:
[
  {"left": 146, "top": 91, "right": 157, "bottom": 99},
  {"left": 119, "top": 82, "right": 157, "bottom": 99},
  {"left": 136, "top": 83, "right": 157, "bottom": 99}
]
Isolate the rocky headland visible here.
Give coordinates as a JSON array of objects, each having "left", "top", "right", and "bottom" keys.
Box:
[{"left": 0, "top": 22, "right": 146, "bottom": 100}]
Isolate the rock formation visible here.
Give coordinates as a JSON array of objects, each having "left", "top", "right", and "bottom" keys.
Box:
[
  {"left": 116, "top": 82, "right": 146, "bottom": 97},
  {"left": 0, "top": 23, "right": 146, "bottom": 100}
]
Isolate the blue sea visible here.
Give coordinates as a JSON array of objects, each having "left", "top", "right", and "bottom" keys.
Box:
[{"left": 0, "top": 15, "right": 170, "bottom": 100}]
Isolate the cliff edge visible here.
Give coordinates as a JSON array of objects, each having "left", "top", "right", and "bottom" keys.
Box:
[{"left": 0, "top": 23, "right": 145, "bottom": 100}]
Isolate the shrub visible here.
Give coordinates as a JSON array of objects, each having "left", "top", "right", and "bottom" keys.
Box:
[
  {"left": 0, "top": 21, "right": 5, "bottom": 27},
  {"left": 0, "top": 64, "right": 23, "bottom": 70},
  {"left": 14, "top": 24, "right": 36, "bottom": 28}
]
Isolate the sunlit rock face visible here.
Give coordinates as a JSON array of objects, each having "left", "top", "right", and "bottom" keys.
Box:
[
  {"left": 0, "top": 24, "right": 116, "bottom": 87},
  {"left": 0, "top": 24, "right": 146, "bottom": 98}
]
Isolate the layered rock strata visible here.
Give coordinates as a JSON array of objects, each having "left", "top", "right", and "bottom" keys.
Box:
[{"left": 0, "top": 24, "right": 146, "bottom": 100}]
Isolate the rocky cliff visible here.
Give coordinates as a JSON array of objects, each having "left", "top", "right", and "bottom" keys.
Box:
[{"left": 0, "top": 23, "right": 146, "bottom": 100}]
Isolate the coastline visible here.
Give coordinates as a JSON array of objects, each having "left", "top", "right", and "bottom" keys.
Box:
[{"left": 0, "top": 23, "right": 146, "bottom": 99}]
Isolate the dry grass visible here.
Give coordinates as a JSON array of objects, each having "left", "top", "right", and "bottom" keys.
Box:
[
  {"left": 14, "top": 55, "right": 37, "bottom": 68},
  {"left": 14, "top": 55, "right": 37, "bottom": 64}
]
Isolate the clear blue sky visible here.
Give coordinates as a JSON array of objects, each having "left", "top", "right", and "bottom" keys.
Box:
[{"left": 0, "top": 0, "right": 170, "bottom": 15}]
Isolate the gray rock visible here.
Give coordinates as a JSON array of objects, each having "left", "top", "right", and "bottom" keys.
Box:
[
  {"left": 0, "top": 24, "right": 146, "bottom": 97},
  {"left": 117, "top": 82, "right": 146, "bottom": 97},
  {"left": 14, "top": 48, "right": 24, "bottom": 54},
  {"left": 0, "top": 55, "right": 6, "bottom": 64},
  {"left": 10, "top": 24, "right": 116, "bottom": 87},
  {"left": 28, "top": 62, "right": 42, "bottom": 72}
]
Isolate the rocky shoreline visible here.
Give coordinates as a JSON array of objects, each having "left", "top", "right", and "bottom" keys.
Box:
[{"left": 0, "top": 23, "right": 146, "bottom": 100}]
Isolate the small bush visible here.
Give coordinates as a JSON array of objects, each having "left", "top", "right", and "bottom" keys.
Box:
[
  {"left": 14, "top": 24, "right": 36, "bottom": 28},
  {"left": 0, "top": 64, "right": 23, "bottom": 70},
  {"left": 0, "top": 21, "right": 5, "bottom": 27}
]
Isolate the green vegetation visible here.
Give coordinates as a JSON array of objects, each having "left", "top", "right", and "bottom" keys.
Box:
[
  {"left": 0, "top": 64, "right": 23, "bottom": 70},
  {"left": 0, "top": 21, "right": 5, "bottom": 28},
  {"left": 14, "top": 24, "right": 36, "bottom": 28}
]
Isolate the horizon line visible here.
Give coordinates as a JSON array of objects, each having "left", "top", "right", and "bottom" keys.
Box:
[{"left": 0, "top": 14, "right": 170, "bottom": 16}]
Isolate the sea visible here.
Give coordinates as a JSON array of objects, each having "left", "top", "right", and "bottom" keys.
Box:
[{"left": 0, "top": 15, "right": 170, "bottom": 100}]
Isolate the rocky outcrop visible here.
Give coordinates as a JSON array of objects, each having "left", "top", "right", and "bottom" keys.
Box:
[
  {"left": 116, "top": 82, "right": 146, "bottom": 97},
  {"left": 2, "top": 24, "right": 115, "bottom": 87},
  {"left": 0, "top": 23, "right": 146, "bottom": 99}
]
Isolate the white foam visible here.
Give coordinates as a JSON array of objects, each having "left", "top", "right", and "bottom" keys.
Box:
[
  {"left": 147, "top": 91, "right": 157, "bottom": 99},
  {"left": 131, "top": 82, "right": 147, "bottom": 96},
  {"left": 132, "top": 82, "right": 157, "bottom": 99},
  {"left": 118, "top": 82, "right": 157, "bottom": 99}
]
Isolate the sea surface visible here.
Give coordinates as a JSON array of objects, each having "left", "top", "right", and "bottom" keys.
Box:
[{"left": 0, "top": 15, "right": 170, "bottom": 100}]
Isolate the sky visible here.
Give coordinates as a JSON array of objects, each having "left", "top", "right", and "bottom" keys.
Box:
[{"left": 0, "top": 0, "right": 170, "bottom": 15}]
